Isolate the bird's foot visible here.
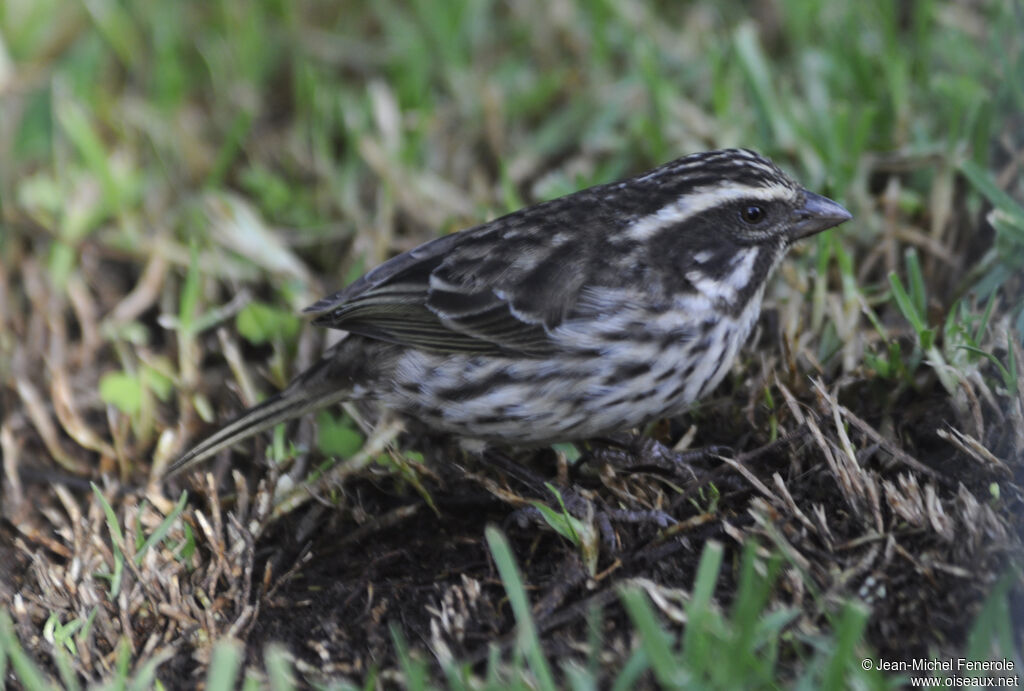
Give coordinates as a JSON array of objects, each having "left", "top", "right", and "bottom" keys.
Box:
[
  {"left": 582, "top": 435, "right": 732, "bottom": 478},
  {"left": 505, "top": 488, "right": 676, "bottom": 554}
]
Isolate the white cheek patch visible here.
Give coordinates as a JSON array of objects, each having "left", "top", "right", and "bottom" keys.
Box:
[
  {"left": 684, "top": 271, "right": 733, "bottom": 302},
  {"left": 685, "top": 248, "right": 760, "bottom": 304},
  {"left": 725, "top": 248, "right": 758, "bottom": 292}
]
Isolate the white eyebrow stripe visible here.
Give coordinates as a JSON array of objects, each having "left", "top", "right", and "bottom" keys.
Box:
[{"left": 623, "top": 182, "right": 795, "bottom": 240}]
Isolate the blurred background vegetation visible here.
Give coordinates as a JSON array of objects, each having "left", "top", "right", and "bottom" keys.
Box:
[{"left": 0, "top": 0, "right": 1021, "bottom": 688}]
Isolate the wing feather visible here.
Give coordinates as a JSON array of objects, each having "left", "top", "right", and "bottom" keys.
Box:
[{"left": 304, "top": 208, "right": 595, "bottom": 357}]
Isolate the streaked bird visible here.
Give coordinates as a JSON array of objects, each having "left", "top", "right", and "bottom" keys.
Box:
[{"left": 168, "top": 149, "right": 850, "bottom": 476}]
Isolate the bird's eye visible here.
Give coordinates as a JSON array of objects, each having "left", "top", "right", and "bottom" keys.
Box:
[{"left": 740, "top": 205, "right": 766, "bottom": 224}]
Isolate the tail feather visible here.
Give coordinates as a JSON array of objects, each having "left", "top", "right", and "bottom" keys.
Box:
[{"left": 166, "top": 380, "right": 345, "bottom": 478}]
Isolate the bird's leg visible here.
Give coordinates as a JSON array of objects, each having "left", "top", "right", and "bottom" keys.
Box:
[
  {"left": 504, "top": 492, "right": 621, "bottom": 553},
  {"left": 666, "top": 425, "right": 813, "bottom": 511},
  {"left": 482, "top": 449, "right": 619, "bottom": 550},
  {"left": 581, "top": 434, "right": 732, "bottom": 478},
  {"left": 480, "top": 450, "right": 674, "bottom": 553},
  {"left": 506, "top": 499, "right": 681, "bottom": 555}
]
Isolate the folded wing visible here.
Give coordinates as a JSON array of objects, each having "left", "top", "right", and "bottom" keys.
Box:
[{"left": 304, "top": 218, "right": 591, "bottom": 357}]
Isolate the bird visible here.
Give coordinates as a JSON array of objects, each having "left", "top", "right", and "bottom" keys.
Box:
[{"left": 168, "top": 148, "right": 851, "bottom": 477}]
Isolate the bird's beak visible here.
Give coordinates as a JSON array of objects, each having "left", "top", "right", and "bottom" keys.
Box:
[{"left": 790, "top": 191, "right": 852, "bottom": 240}]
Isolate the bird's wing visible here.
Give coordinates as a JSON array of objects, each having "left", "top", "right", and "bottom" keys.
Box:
[{"left": 303, "top": 210, "right": 592, "bottom": 357}]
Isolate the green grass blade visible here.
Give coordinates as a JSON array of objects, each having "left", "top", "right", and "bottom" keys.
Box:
[
  {"left": 206, "top": 639, "right": 243, "bottom": 691},
  {"left": 484, "top": 526, "right": 557, "bottom": 691}
]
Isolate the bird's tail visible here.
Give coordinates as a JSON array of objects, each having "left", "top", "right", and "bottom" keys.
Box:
[{"left": 165, "top": 358, "right": 348, "bottom": 478}]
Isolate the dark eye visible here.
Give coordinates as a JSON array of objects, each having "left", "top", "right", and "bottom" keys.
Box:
[{"left": 740, "top": 205, "right": 766, "bottom": 224}]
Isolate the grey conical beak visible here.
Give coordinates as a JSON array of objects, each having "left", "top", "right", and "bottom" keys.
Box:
[{"left": 791, "top": 191, "right": 852, "bottom": 240}]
